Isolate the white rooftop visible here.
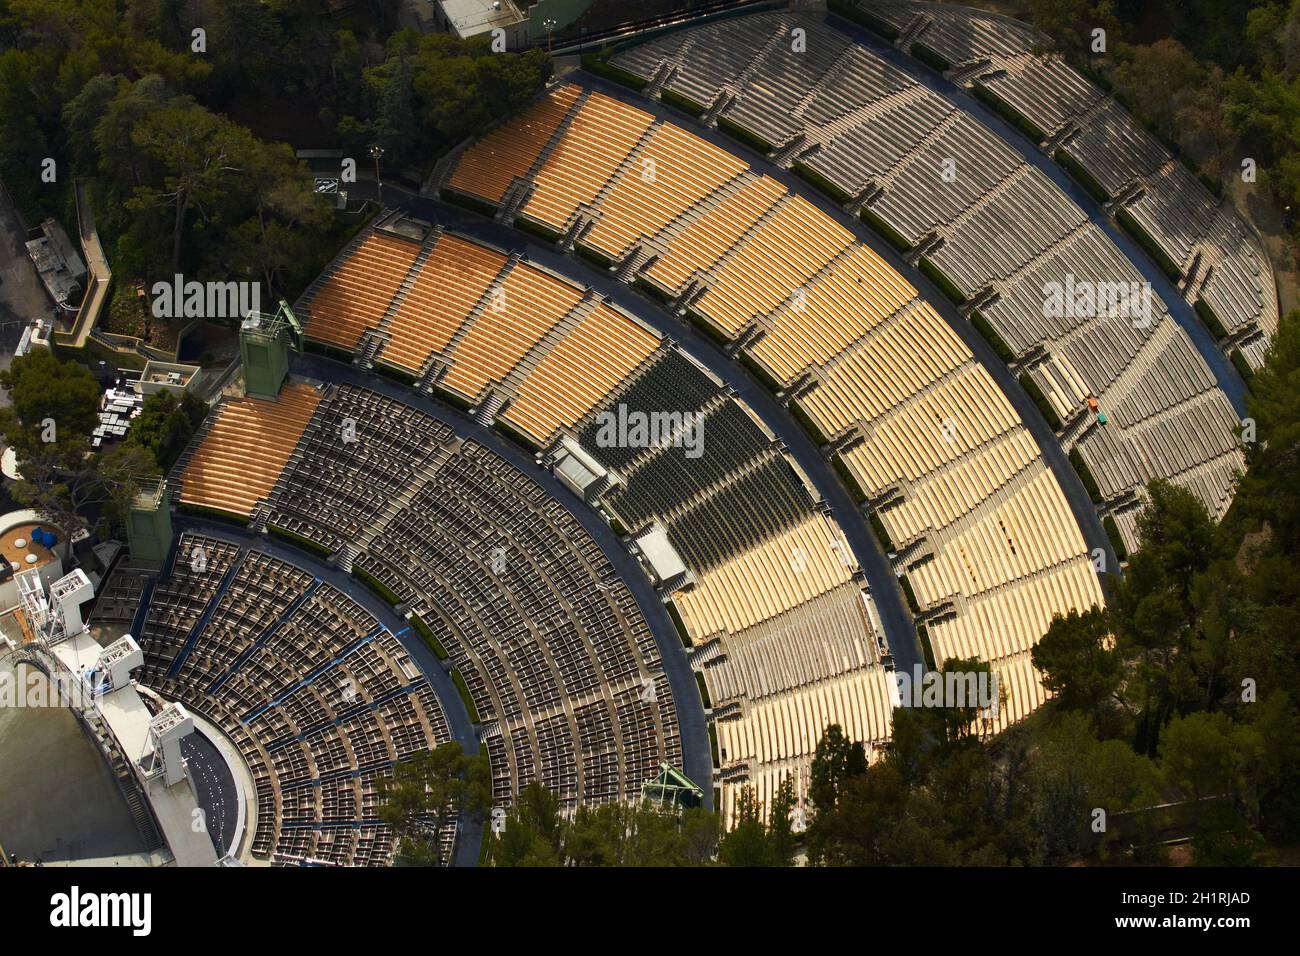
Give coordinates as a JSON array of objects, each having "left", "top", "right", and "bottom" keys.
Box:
[{"left": 51, "top": 631, "right": 218, "bottom": 867}]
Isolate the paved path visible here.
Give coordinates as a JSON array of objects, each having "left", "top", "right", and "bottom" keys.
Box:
[
  {"left": 172, "top": 514, "right": 486, "bottom": 866},
  {"left": 383, "top": 61, "right": 1125, "bottom": 623}
]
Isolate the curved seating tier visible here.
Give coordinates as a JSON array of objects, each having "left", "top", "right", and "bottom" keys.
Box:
[
  {"left": 175, "top": 384, "right": 321, "bottom": 520},
  {"left": 445, "top": 77, "right": 1108, "bottom": 812},
  {"left": 293, "top": 220, "right": 667, "bottom": 448},
  {"left": 178, "top": 382, "right": 686, "bottom": 811},
  {"left": 136, "top": 533, "right": 455, "bottom": 866},
  {"left": 604, "top": 9, "right": 1244, "bottom": 555},
  {"left": 858, "top": 0, "right": 1277, "bottom": 351}
]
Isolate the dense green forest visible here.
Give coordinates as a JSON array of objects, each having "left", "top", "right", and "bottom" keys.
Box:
[{"left": 0, "top": 0, "right": 551, "bottom": 298}]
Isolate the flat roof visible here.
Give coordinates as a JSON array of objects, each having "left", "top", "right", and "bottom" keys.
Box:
[
  {"left": 440, "top": 0, "right": 527, "bottom": 36},
  {"left": 51, "top": 633, "right": 219, "bottom": 867}
]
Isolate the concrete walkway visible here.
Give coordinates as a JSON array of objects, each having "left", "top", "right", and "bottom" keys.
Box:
[{"left": 402, "top": 202, "right": 923, "bottom": 675}]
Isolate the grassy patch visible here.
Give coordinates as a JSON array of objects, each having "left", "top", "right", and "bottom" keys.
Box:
[
  {"left": 738, "top": 351, "right": 783, "bottom": 395},
  {"left": 916, "top": 624, "right": 937, "bottom": 671},
  {"left": 1055, "top": 148, "right": 1110, "bottom": 203},
  {"left": 411, "top": 614, "right": 450, "bottom": 661},
  {"left": 972, "top": 81, "right": 1047, "bottom": 143},
  {"left": 971, "top": 310, "right": 1014, "bottom": 363},
  {"left": 911, "top": 42, "right": 952, "bottom": 74},
  {"left": 266, "top": 523, "right": 333, "bottom": 558},
  {"left": 898, "top": 574, "right": 921, "bottom": 614},
  {"left": 832, "top": 454, "right": 869, "bottom": 503},
  {"left": 492, "top": 418, "right": 540, "bottom": 453},
  {"left": 659, "top": 87, "right": 707, "bottom": 117},
  {"left": 828, "top": 0, "right": 900, "bottom": 40},
  {"left": 1116, "top": 206, "right": 1183, "bottom": 281},
  {"left": 684, "top": 307, "right": 732, "bottom": 346},
  {"left": 791, "top": 162, "right": 853, "bottom": 205},
  {"left": 1102, "top": 515, "right": 1128, "bottom": 563},
  {"left": 372, "top": 360, "right": 418, "bottom": 387},
  {"left": 451, "top": 668, "right": 480, "bottom": 723},
  {"left": 428, "top": 381, "right": 474, "bottom": 412},
  {"left": 919, "top": 256, "right": 967, "bottom": 305},
  {"left": 439, "top": 186, "right": 498, "bottom": 218},
  {"left": 1069, "top": 448, "right": 1103, "bottom": 503},
  {"left": 860, "top": 205, "right": 912, "bottom": 252},
  {"left": 1194, "top": 297, "right": 1229, "bottom": 341},
  {"left": 788, "top": 398, "right": 829, "bottom": 447},
  {"left": 716, "top": 115, "right": 774, "bottom": 155},
  {"left": 1230, "top": 349, "right": 1255, "bottom": 389},
  {"left": 580, "top": 53, "right": 649, "bottom": 91},
  {"left": 694, "top": 672, "right": 712, "bottom": 710},
  {"left": 665, "top": 599, "right": 693, "bottom": 648},
  {"left": 352, "top": 564, "right": 402, "bottom": 608},
  {"left": 513, "top": 215, "right": 562, "bottom": 244},
  {"left": 175, "top": 502, "right": 251, "bottom": 526},
  {"left": 303, "top": 337, "right": 355, "bottom": 363},
  {"left": 1018, "top": 373, "right": 1063, "bottom": 431},
  {"left": 574, "top": 240, "right": 614, "bottom": 269},
  {"left": 869, "top": 512, "right": 895, "bottom": 552},
  {"left": 634, "top": 275, "right": 673, "bottom": 303}
]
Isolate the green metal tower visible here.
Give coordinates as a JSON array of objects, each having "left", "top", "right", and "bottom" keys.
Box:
[
  {"left": 240, "top": 299, "right": 303, "bottom": 399},
  {"left": 640, "top": 763, "right": 705, "bottom": 811},
  {"left": 126, "top": 477, "right": 172, "bottom": 563}
]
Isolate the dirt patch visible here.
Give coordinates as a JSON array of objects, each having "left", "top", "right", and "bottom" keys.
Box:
[{"left": 1230, "top": 178, "right": 1299, "bottom": 318}]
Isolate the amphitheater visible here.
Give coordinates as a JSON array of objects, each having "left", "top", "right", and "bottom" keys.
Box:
[{"left": 75, "top": 0, "right": 1269, "bottom": 864}]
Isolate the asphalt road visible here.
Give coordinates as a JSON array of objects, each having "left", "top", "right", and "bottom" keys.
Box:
[
  {"left": 565, "top": 69, "right": 1121, "bottom": 594},
  {"left": 399, "top": 202, "right": 923, "bottom": 676}
]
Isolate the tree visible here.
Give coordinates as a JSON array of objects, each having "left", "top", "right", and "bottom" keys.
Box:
[
  {"left": 0, "top": 349, "right": 101, "bottom": 441},
  {"left": 767, "top": 775, "right": 798, "bottom": 866},
  {"left": 1159, "top": 711, "right": 1237, "bottom": 802},
  {"left": 377, "top": 742, "right": 491, "bottom": 866},
  {"left": 1023, "top": 0, "right": 1121, "bottom": 61},
  {"left": 808, "top": 723, "right": 867, "bottom": 818},
  {"left": 486, "top": 781, "right": 564, "bottom": 867},
  {"left": 717, "top": 785, "right": 774, "bottom": 866},
  {"left": 124, "top": 390, "right": 207, "bottom": 471},
  {"left": 1032, "top": 606, "right": 1123, "bottom": 733},
  {"left": 127, "top": 103, "right": 256, "bottom": 272}
]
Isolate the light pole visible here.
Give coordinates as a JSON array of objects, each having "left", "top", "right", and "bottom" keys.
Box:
[
  {"left": 370, "top": 145, "right": 385, "bottom": 205},
  {"left": 544, "top": 18, "right": 556, "bottom": 53}
]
